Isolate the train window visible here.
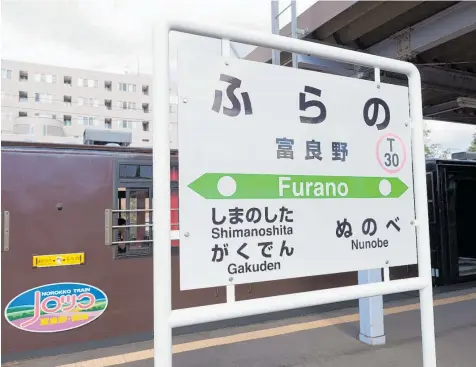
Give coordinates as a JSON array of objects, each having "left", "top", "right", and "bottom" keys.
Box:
[
  {"left": 140, "top": 165, "right": 152, "bottom": 179},
  {"left": 115, "top": 187, "right": 153, "bottom": 259},
  {"left": 119, "top": 164, "right": 152, "bottom": 179}
]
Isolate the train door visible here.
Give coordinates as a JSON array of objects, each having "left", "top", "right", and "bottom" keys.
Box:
[
  {"left": 444, "top": 163, "right": 476, "bottom": 284},
  {"left": 1, "top": 148, "right": 116, "bottom": 357}
]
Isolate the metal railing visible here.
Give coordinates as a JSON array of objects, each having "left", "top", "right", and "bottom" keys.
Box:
[{"left": 105, "top": 208, "right": 179, "bottom": 246}]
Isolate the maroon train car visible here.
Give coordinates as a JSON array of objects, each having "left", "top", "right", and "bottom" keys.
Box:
[{"left": 1, "top": 141, "right": 417, "bottom": 360}]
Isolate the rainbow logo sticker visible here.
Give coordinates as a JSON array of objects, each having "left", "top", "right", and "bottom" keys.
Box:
[{"left": 4, "top": 282, "right": 108, "bottom": 333}]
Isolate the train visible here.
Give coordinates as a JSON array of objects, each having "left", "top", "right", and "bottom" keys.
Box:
[{"left": 1, "top": 139, "right": 474, "bottom": 361}]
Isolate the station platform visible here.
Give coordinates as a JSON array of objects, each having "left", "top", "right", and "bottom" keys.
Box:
[{"left": 3, "top": 284, "right": 476, "bottom": 367}]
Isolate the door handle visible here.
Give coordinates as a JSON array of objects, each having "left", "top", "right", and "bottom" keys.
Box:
[{"left": 2, "top": 211, "right": 10, "bottom": 252}]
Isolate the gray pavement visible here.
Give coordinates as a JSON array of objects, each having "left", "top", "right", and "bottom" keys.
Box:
[
  {"left": 4, "top": 286, "right": 476, "bottom": 367},
  {"left": 174, "top": 295, "right": 476, "bottom": 367}
]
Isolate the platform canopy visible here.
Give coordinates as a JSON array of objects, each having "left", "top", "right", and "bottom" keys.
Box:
[{"left": 246, "top": 1, "right": 476, "bottom": 125}]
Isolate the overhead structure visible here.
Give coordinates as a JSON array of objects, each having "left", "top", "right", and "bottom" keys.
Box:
[
  {"left": 367, "top": 2, "right": 476, "bottom": 59},
  {"left": 248, "top": 1, "right": 476, "bottom": 124},
  {"left": 270, "top": 1, "right": 308, "bottom": 67}
]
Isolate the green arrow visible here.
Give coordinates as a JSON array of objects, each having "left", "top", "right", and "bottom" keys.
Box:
[{"left": 188, "top": 173, "right": 409, "bottom": 200}]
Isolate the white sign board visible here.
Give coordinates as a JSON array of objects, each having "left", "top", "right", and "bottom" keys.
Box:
[{"left": 178, "top": 50, "right": 417, "bottom": 291}]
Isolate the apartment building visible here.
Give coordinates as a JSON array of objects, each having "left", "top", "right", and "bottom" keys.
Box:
[{"left": 1, "top": 59, "right": 178, "bottom": 147}]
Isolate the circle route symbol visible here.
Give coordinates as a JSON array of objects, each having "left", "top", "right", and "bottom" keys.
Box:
[
  {"left": 379, "top": 179, "right": 392, "bottom": 197},
  {"left": 217, "top": 176, "right": 237, "bottom": 197}
]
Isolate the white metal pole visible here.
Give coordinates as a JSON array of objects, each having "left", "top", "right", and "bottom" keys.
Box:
[
  {"left": 152, "top": 21, "right": 172, "bottom": 367},
  {"left": 169, "top": 21, "right": 416, "bottom": 75},
  {"left": 290, "top": 1, "right": 298, "bottom": 68},
  {"left": 221, "top": 37, "right": 237, "bottom": 303},
  {"left": 271, "top": 1, "right": 280, "bottom": 65},
  {"left": 408, "top": 68, "right": 437, "bottom": 367},
  {"left": 358, "top": 67, "right": 385, "bottom": 346},
  {"left": 374, "top": 67, "right": 381, "bottom": 84},
  {"left": 221, "top": 38, "right": 231, "bottom": 58},
  {"left": 169, "top": 277, "right": 427, "bottom": 328}
]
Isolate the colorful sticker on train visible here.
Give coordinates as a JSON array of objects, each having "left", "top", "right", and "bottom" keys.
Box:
[{"left": 4, "top": 282, "right": 108, "bottom": 333}]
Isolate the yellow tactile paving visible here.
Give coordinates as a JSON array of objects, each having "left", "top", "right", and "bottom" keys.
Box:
[{"left": 56, "top": 291, "right": 476, "bottom": 367}]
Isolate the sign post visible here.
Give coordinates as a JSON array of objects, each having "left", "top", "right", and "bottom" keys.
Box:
[
  {"left": 358, "top": 67, "right": 386, "bottom": 347},
  {"left": 153, "top": 20, "right": 437, "bottom": 367}
]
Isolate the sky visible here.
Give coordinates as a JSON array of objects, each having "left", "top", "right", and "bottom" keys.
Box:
[{"left": 1, "top": 0, "right": 474, "bottom": 152}]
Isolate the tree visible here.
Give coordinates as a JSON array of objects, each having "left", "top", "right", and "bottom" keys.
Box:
[
  {"left": 468, "top": 131, "right": 476, "bottom": 152},
  {"left": 424, "top": 122, "right": 451, "bottom": 159}
]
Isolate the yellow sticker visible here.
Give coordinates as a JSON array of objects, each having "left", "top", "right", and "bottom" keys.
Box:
[{"left": 32, "top": 253, "right": 85, "bottom": 268}]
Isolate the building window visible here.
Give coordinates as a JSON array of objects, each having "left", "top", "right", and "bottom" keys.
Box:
[
  {"left": 142, "top": 103, "right": 149, "bottom": 113},
  {"left": 105, "top": 80, "right": 112, "bottom": 91},
  {"left": 64, "top": 95, "right": 72, "bottom": 106},
  {"left": 35, "top": 113, "right": 54, "bottom": 119},
  {"left": 79, "top": 97, "right": 98, "bottom": 107},
  {"left": 118, "top": 101, "right": 136, "bottom": 110},
  {"left": 105, "top": 118, "right": 112, "bottom": 129},
  {"left": 35, "top": 73, "right": 56, "bottom": 83},
  {"left": 19, "top": 111, "right": 27, "bottom": 117},
  {"left": 64, "top": 76, "right": 72, "bottom": 86},
  {"left": 142, "top": 121, "right": 150, "bottom": 131},
  {"left": 19, "top": 70, "right": 28, "bottom": 81},
  {"left": 79, "top": 116, "right": 96, "bottom": 126},
  {"left": 63, "top": 115, "right": 72, "bottom": 126},
  {"left": 119, "top": 119, "right": 134, "bottom": 129},
  {"left": 105, "top": 99, "right": 112, "bottom": 110},
  {"left": 142, "top": 85, "right": 149, "bottom": 95},
  {"left": 19, "top": 91, "right": 28, "bottom": 103},
  {"left": 119, "top": 82, "right": 136, "bottom": 92},
  {"left": 1, "top": 68, "right": 12, "bottom": 79},
  {"left": 79, "top": 78, "right": 98, "bottom": 88},
  {"left": 35, "top": 93, "right": 53, "bottom": 103}
]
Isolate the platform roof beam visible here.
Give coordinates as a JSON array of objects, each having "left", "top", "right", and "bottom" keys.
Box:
[
  {"left": 366, "top": 1, "right": 476, "bottom": 59},
  {"left": 335, "top": 1, "right": 424, "bottom": 45}
]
